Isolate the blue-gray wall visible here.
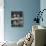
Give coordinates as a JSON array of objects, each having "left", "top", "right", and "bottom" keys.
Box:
[
  {"left": 4, "top": 0, "right": 40, "bottom": 42},
  {"left": 40, "top": 0, "right": 46, "bottom": 27}
]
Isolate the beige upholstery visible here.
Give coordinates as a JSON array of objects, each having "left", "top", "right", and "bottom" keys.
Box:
[
  {"left": 32, "top": 25, "right": 46, "bottom": 46},
  {"left": 35, "top": 29, "right": 45, "bottom": 46},
  {"left": 44, "top": 31, "right": 46, "bottom": 46}
]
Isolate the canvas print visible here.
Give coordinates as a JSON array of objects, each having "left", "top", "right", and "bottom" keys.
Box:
[{"left": 11, "top": 11, "right": 24, "bottom": 27}]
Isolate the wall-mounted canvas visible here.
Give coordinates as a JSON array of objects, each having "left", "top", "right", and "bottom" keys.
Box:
[{"left": 11, "top": 11, "right": 24, "bottom": 27}]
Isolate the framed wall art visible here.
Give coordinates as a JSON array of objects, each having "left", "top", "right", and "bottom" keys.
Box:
[{"left": 11, "top": 11, "right": 24, "bottom": 27}]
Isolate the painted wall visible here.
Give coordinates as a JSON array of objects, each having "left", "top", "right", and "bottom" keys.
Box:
[
  {"left": 4, "top": 0, "right": 40, "bottom": 42},
  {"left": 40, "top": 0, "right": 46, "bottom": 27},
  {"left": 40, "top": 0, "right": 46, "bottom": 26}
]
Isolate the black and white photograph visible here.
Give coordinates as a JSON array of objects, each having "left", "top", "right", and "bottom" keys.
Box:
[{"left": 11, "top": 11, "right": 24, "bottom": 27}]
